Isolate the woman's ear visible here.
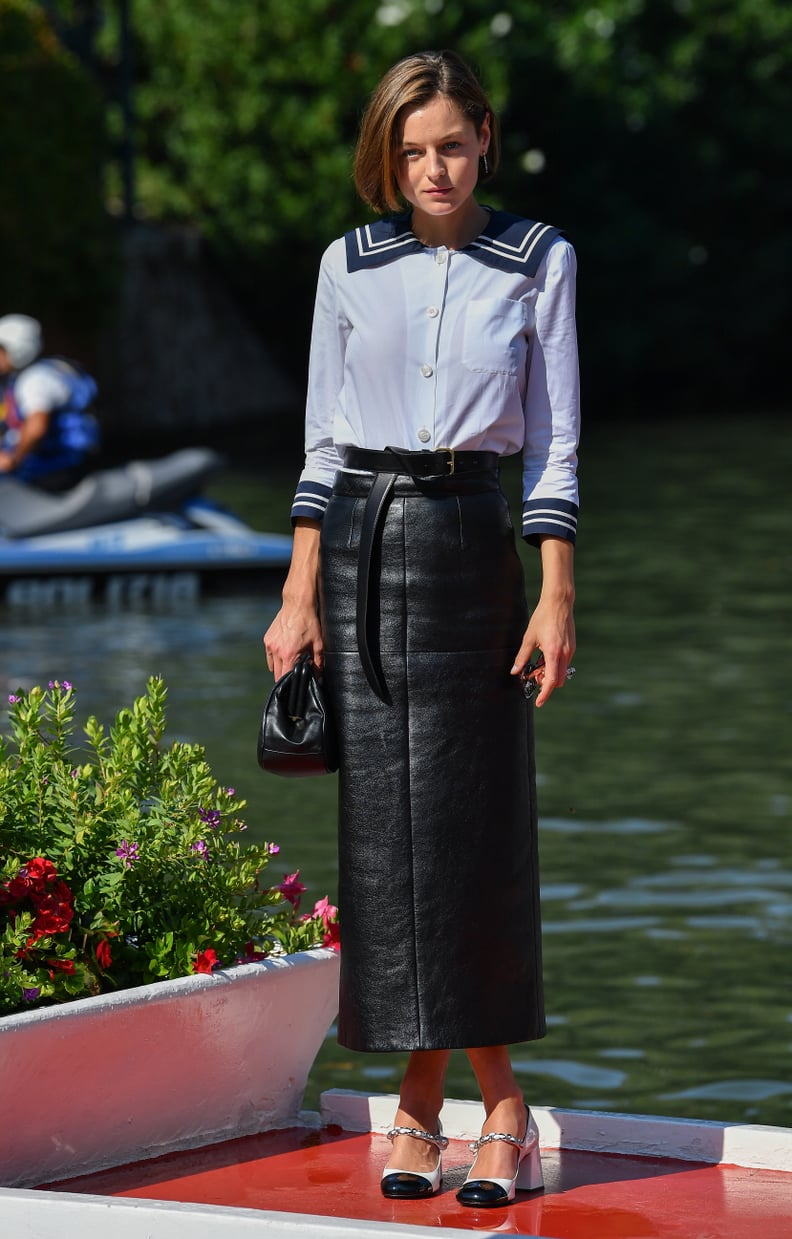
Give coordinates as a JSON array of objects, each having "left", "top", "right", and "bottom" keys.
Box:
[{"left": 480, "top": 110, "right": 492, "bottom": 154}]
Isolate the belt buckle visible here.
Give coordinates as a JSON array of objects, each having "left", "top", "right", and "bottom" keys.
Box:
[{"left": 436, "top": 445, "right": 455, "bottom": 476}]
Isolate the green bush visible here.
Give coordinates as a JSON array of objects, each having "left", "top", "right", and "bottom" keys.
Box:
[{"left": 0, "top": 676, "right": 338, "bottom": 1016}]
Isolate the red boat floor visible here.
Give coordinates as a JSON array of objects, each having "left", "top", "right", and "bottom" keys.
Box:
[{"left": 43, "top": 1125, "right": 792, "bottom": 1239}]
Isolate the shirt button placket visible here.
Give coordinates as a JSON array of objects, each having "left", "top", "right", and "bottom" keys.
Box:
[{"left": 415, "top": 250, "right": 448, "bottom": 448}]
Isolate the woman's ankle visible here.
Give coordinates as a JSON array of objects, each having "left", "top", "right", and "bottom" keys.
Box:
[
  {"left": 394, "top": 1098, "right": 443, "bottom": 1133},
  {"left": 481, "top": 1093, "right": 527, "bottom": 1133}
]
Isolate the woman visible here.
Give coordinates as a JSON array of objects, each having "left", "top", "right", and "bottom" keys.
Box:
[{"left": 264, "top": 49, "right": 579, "bottom": 1208}]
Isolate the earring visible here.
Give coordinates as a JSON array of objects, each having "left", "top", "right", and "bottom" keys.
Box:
[{"left": 481, "top": 151, "right": 490, "bottom": 177}]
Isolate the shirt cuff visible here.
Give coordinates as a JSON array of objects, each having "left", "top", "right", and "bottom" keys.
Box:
[
  {"left": 522, "top": 498, "right": 578, "bottom": 546},
  {"left": 291, "top": 480, "right": 333, "bottom": 524}
]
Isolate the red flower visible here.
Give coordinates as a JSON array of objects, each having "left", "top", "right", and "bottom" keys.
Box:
[
  {"left": 3, "top": 874, "right": 32, "bottom": 902},
  {"left": 278, "top": 870, "right": 307, "bottom": 908},
  {"left": 47, "top": 958, "right": 76, "bottom": 977},
  {"left": 95, "top": 939, "right": 113, "bottom": 970},
  {"left": 194, "top": 948, "right": 220, "bottom": 974},
  {"left": 241, "top": 940, "right": 267, "bottom": 961},
  {"left": 28, "top": 893, "right": 74, "bottom": 941},
  {"left": 25, "top": 858, "right": 58, "bottom": 887},
  {"left": 31, "top": 887, "right": 73, "bottom": 914},
  {"left": 322, "top": 920, "right": 341, "bottom": 952},
  {"left": 4, "top": 862, "right": 75, "bottom": 946},
  {"left": 51, "top": 879, "right": 75, "bottom": 906}
]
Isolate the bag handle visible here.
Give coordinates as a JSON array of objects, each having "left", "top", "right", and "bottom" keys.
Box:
[{"left": 285, "top": 654, "right": 314, "bottom": 721}]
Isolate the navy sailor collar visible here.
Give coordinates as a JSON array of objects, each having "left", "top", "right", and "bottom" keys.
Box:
[{"left": 345, "top": 209, "right": 563, "bottom": 276}]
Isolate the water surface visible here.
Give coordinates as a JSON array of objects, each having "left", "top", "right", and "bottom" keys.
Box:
[{"left": 3, "top": 416, "right": 790, "bottom": 1127}]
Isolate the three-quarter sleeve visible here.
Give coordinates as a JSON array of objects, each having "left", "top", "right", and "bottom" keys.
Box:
[
  {"left": 290, "top": 242, "right": 348, "bottom": 523},
  {"left": 521, "top": 239, "right": 581, "bottom": 546}
]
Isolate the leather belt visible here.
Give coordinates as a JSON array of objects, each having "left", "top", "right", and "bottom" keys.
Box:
[
  {"left": 344, "top": 447, "right": 500, "bottom": 702},
  {"left": 345, "top": 446, "right": 499, "bottom": 478}
]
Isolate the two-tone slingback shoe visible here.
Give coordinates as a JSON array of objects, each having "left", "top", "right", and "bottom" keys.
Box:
[
  {"left": 456, "top": 1105, "right": 544, "bottom": 1207},
  {"left": 381, "top": 1122, "right": 449, "bottom": 1199}
]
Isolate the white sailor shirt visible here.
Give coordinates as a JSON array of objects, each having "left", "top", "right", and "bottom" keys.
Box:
[{"left": 291, "top": 210, "right": 580, "bottom": 545}]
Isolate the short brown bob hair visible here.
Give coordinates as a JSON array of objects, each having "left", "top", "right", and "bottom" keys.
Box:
[{"left": 353, "top": 50, "right": 499, "bottom": 215}]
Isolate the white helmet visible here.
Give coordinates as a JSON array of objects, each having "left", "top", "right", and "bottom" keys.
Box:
[{"left": 0, "top": 314, "right": 43, "bottom": 369}]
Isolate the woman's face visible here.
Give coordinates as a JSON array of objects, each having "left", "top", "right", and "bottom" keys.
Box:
[{"left": 396, "top": 94, "right": 489, "bottom": 225}]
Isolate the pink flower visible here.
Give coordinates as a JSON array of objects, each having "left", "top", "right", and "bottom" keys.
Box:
[
  {"left": 278, "top": 870, "right": 307, "bottom": 908},
  {"left": 115, "top": 839, "right": 139, "bottom": 868},
  {"left": 311, "top": 896, "right": 338, "bottom": 928},
  {"left": 193, "top": 948, "right": 220, "bottom": 974},
  {"left": 311, "top": 896, "right": 340, "bottom": 951}
]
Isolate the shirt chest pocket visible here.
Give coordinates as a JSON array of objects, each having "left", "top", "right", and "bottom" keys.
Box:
[{"left": 461, "top": 298, "right": 532, "bottom": 376}]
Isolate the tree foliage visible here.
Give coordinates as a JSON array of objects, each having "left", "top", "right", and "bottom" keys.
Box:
[
  {"left": 0, "top": 0, "right": 119, "bottom": 328},
  {"left": 19, "top": 1, "right": 792, "bottom": 410}
]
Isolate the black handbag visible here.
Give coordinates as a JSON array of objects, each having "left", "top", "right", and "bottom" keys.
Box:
[{"left": 257, "top": 654, "right": 338, "bottom": 776}]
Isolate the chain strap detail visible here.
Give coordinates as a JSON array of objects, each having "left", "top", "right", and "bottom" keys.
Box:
[
  {"left": 387, "top": 1125, "right": 449, "bottom": 1150},
  {"left": 468, "top": 1130, "right": 524, "bottom": 1153}
]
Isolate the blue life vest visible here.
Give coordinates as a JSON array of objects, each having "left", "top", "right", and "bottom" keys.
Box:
[{"left": 1, "top": 359, "right": 99, "bottom": 481}]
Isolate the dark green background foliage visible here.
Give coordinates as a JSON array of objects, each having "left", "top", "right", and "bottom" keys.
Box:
[
  {"left": 0, "top": 0, "right": 120, "bottom": 330},
  {"left": 4, "top": 0, "right": 790, "bottom": 412}
]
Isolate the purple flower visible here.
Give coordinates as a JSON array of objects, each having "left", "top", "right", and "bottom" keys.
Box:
[
  {"left": 8, "top": 694, "right": 20, "bottom": 704},
  {"left": 198, "top": 806, "right": 221, "bottom": 830},
  {"left": 62, "top": 680, "right": 73, "bottom": 691},
  {"left": 225, "top": 787, "right": 235, "bottom": 797},
  {"left": 22, "top": 988, "right": 40, "bottom": 1002},
  {"left": 191, "top": 840, "right": 209, "bottom": 859},
  {"left": 267, "top": 842, "right": 280, "bottom": 855},
  {"left": 116, "top": 839, "right": 139, "bottom": 868}
]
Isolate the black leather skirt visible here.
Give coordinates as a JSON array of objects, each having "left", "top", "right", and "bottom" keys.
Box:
[{"left": 320, "top": 456, "right": 545, "bottom": 1052}]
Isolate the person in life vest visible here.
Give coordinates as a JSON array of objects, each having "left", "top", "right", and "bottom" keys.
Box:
[{"left": 0, "top": 314, "right": 100, "bottom": 489}]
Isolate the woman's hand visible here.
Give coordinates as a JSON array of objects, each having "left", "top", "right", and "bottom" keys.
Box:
[
  {"left": 262, "top": 519, "right": 324, "bottom": 680},
  {"left": 264, "top": 603, "right": 323, "bottom": 681},
  {"left": 511, "top": 536, "right": 576, "bottom": 708}
]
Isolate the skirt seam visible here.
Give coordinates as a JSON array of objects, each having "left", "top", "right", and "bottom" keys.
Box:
[{"left": 402, "top": 500, "right": 424, "bottom": 1044}]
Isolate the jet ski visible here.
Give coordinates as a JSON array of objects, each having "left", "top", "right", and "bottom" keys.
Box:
[{"left": 0, "top": 447, "right": 293, "bottom": 607}]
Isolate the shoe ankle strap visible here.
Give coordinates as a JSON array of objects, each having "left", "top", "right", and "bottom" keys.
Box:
[
  {"left": 387, "top": 1125, "right": 449, "bottom": 1150},
  {"left": 469, "top": 1130, "right": 524, "bottom": 1152}
]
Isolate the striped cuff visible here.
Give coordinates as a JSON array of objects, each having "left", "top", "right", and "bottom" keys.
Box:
[
  {"left": 291, "top": 481, "right": 333, "bottom": 523},
  {"left": 522, "top": 498, "right": 578, "bottom": 546}
]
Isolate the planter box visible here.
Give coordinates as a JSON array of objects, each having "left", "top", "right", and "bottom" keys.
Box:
[{"left": 0, "top": 947, "right": 340, "bottom": 1189}]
